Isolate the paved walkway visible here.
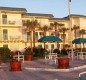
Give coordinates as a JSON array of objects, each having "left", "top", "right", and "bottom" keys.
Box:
[{"left": 0, "top": 59, "right": 86, "bottom": 80}]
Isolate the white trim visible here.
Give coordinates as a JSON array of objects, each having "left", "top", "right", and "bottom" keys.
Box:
[{"left": 25, "top": 65, "right": 86, "bottom": 72}]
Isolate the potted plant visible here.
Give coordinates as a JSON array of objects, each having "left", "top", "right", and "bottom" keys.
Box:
[
  {"left": 10, "top": 59, "right": 22, "bottom": 71},
  {"left": 58, "top": 57, "right": 70, "bottom": 69},
  {"left": 23, "top": 48, "right": 33, "bottom": 61}
]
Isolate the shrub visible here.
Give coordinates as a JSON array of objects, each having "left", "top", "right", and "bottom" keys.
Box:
[
  {"left": 33, "top": 47, "right": 46, "bottom": 57},
  {"left": 23, "top": 47, "right": 33, "bottom": 56},
  {"left": 0, "top": 47, "right": 11, "bottom": 62}
]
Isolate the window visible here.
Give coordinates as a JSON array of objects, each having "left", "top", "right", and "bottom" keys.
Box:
[
  {"left": 35, "top": 32, "right": 38, "bottom": 41},
  {"left": 39, "top": 32, "right": 44, "bottom": 37},
  {"left": 51, "top": 44, "right": 54, "bottom": 49},
  {"left": 38, "top": 45, "right": 42, "bottom": 48},
  {"left": 2, "top": 15, "right": 7, "bottom": 24},
  {"left": 27, "top": 32, "right": 30, "bottom": 42},
  {"left": 39, "top": 32, "right": 44, "bottom": 35},
  {"left": 3, "top": 29, "right": 8, "bottom": 40},
  {"left": 22, "top": 20, "right": 26, "bottom": 26},
  {"left": 76, "top": 29, "right": 80, "bottom": 37}
]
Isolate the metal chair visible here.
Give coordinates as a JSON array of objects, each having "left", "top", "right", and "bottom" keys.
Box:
[
  {"left": 13, "top": 51, "right": 24, "bottom": 63},
  {"left": 45, "top": 53, "right": 58, "bottom": 65},
  {"left": 79, "top": 71, "right": 86, "bottom": 80},
  {"left": 67, "top": 51, "right": 75, "bottom": 59}
]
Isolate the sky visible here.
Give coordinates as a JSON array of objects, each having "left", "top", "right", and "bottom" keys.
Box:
[{"left": 0, "top": 0, "right": 86, "bottom": 18}]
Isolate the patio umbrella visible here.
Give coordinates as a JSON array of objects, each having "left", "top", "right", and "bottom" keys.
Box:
[
  {"left": 38, "top": 35, "right": 62, "bottom": 53},
  {"left": 72, "top": 38, "right": 86, "bottom": 52},
  {"left": 38, "top": 35, "right": 62, "bottom": 42},
  {"left": 72, "top": 38, "right": 86, "bottom": 44}
]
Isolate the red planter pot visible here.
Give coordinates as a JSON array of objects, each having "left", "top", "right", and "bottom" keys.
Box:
[
  {"left": 25, "top": 55, "right": 33, "bottom": 61},
  {"left": 10, "top": 60, "right": 21, "bottom": 71},
  {"left": 58, "top": 57, "right": 70, "bottom": 69}
]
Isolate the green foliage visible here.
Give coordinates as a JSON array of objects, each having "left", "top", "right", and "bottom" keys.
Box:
[
  {"left": 23, "top": 48, "right": 33, "bottom": 56},
  {"left": 33, "top": 47, "right": 45, "bottom": 57},
  {"left": 0, "top": 47, "right": 11, "bottom": 62}
]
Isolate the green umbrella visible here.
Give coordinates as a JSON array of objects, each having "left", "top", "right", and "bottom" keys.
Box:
[
  {"left": 38, "top": 35, "right": 62, "bottom": 53},
  {"left": 38, "top": 35, "right": 62, "bottom": 42},
  {"left": 72, "top": 38, "right": 86, "bottom": 52},
  {"left": 72, "top": 38, "right": 86, "bottom": 44}
]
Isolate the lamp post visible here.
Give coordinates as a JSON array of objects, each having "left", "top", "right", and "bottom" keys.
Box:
[
  {"left": 68, "top": 0, "right": 71, "bottom": 44},
  {"left": 68, "top": 0, "right": 74, "bottom": 60}
]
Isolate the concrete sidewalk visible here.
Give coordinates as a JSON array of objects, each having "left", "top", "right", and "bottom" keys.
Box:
[
  {"left": 0, "top": 59, "right": 86, "bottom": 80},
  {"left": 23, "top": 59, "right": 86, "bottom": 71}
]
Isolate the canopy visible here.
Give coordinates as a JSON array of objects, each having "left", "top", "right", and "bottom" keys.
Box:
[
  {"left": 72, "top": 38, "right": 86, "bottom": 52},
  {"left": 72, "top": 38, "right": 86, "bottom": 44},
  {"left": 38, "top": 35, "right": 62, "bottom": 42}
]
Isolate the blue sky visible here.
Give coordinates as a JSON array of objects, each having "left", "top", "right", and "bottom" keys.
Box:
[{"left": 0, "top": 0, "right": 86, "bottom": 18}]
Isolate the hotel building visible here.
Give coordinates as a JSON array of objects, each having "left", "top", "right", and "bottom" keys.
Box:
[{"left": 0, "top": 6, "right": 86, "bottom": 51}]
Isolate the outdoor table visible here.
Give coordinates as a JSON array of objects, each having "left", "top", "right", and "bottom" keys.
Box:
[{"left": 77, "top": 52, "right": 86, "bottom": 60}]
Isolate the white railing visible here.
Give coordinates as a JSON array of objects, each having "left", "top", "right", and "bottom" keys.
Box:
[
  {"left": 10, "top": 36, "right": 21, "bottom": 41},
  {"left": 1, "top": 20, "right": 22, "bottom": 26}
]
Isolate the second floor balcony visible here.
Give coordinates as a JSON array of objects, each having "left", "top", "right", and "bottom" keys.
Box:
[{"left": 0, "top": 20, "right": 22, "bottom": 26}]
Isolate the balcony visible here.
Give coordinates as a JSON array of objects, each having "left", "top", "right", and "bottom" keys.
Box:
[
  {"left": 0, "top": 35, "right": 23, "bottom": 42},
  {"left": 10, "top": 36, "right": 21, "bottom": 41},
  {"left": 1, "top": 20, "right": 22, "bottom": 26},
  {"left": 8, "top": 21, "right": 15, "bottom": 25}
]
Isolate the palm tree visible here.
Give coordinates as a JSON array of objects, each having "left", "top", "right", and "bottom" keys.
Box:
[
  {"left": 72, "top": 25, "right": 79, "bottom": 49},
  {"left": 50, "top": 22, "right": 59, "bottom": 36},
  {"left": 23, "top": 20, "right": 40, "bottom": 50},
  {"left": 38, "top": 25, "right": 52, "bottom": 49},
  {"left": 79, "top": 29, "right": 86, "bottom": 38},
  {"left": 72, "top": 25, "right": 79, "bottom": 39},
  {"left": 50, "top": 22, "right": 63, "bottom": 48},
  {"left": 22, "top": 20, "right": 32, "bottom": 48},
  {"left": 31, "top": 20, "right": 40, "bottom": 48},
  {"left": 59, "top": 26, "right": 69, "bottom": 48},
  {"left": 79, "top": 29, "right": 86, "bottom": 48},
  {"left": 38, "top": 25, "right": 49, "bottom": 36}
]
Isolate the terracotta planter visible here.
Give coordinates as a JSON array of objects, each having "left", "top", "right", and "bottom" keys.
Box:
[
  {"left": 25, "top": 55, "right": 33, "bottom": 61},
  {"left": 10, "top": 60, "right": 21, "bottom": 71},
  {"left": 58, "top": 57, "right": 70, "bottom": 69}
]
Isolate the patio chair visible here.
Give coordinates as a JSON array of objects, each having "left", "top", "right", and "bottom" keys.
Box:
[
  {"left": 13, "top": 51, "right": 24, "bottom": 63},
  {"left": 79, "top": 71, "right": 86, "bottom": 80},
  {"left": 67, "top": 50, "right": 76, "bottom": 59},
  {"left": 45, "top": 52, "right": 58, "bottom": 65}
]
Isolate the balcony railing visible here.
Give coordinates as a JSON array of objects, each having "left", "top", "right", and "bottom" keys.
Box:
[
  {"left": 8, "top": 21, "right": 15, "bottom": 25},
  {"left": 1, "top": 20, "right": 22, "bottom": 26},
  {"left": 10, "top": 36, "right": 21, "bottom": 41}
]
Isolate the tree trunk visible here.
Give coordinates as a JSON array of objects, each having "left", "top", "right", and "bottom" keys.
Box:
[
  {"left": 33, "top": 30, "right": 35, "bottom": 48},
  {"left": 30, "top": 32, "right": 33, "bottom": 51},
  {"left": 44, "top": 42, "right": 46, "bottom": 49},
  {"left": 75, "top": 30, "right": 77, "bottom": 49},
  {"left": 63, "top": 33, "right": 65, "bottom": 48},
  {"left": 44, "top": 32, "right": 46, "bottom": 49},
  {"left": 55, "top": 26, "right": 59, "bottom": 49}
]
